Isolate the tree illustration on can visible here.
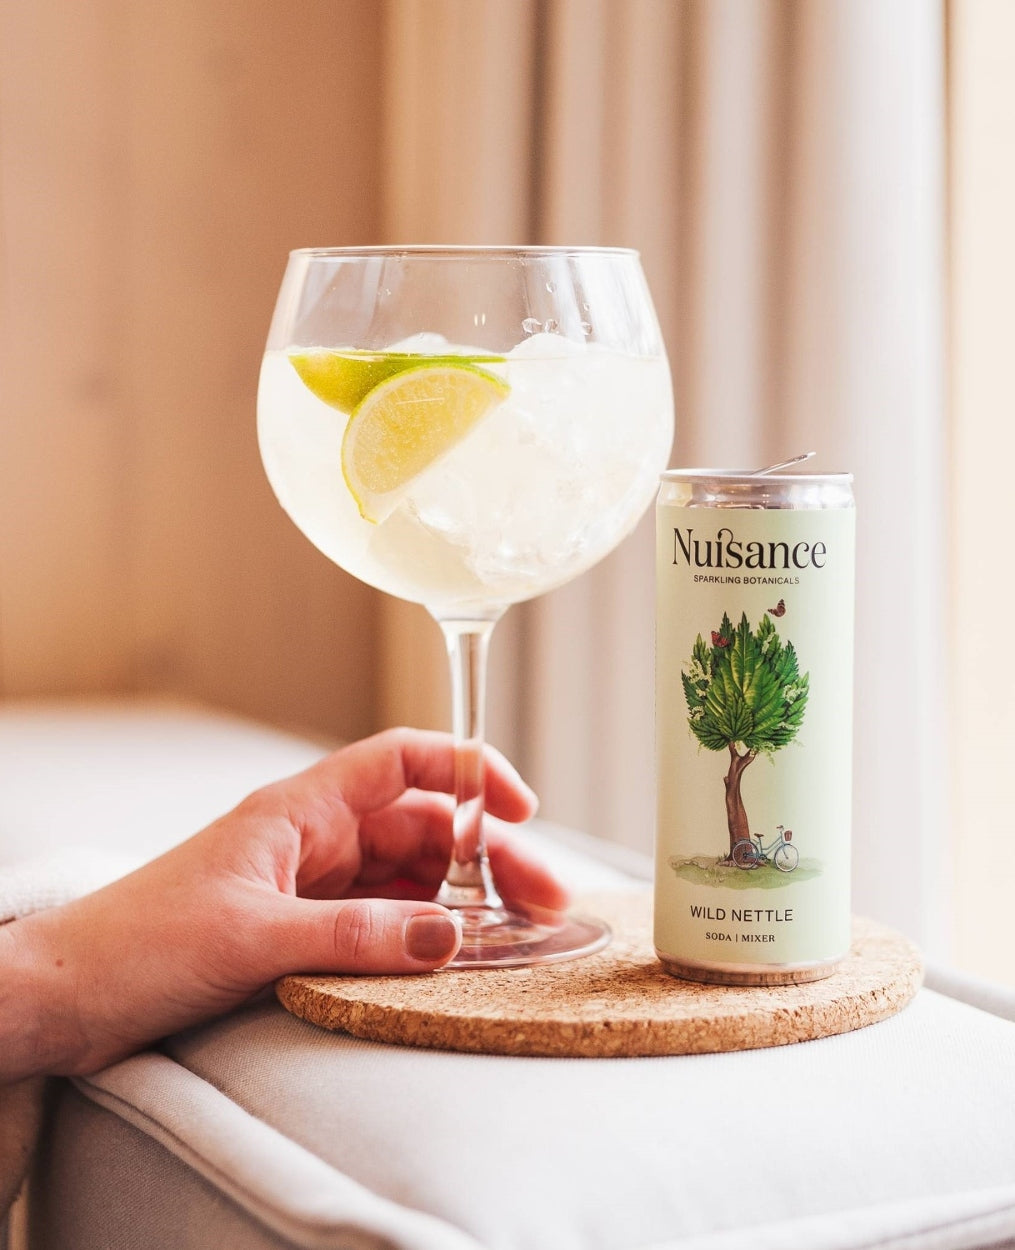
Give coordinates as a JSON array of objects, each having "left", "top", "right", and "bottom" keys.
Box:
[{"left": 681, "top": 611, "right": 810, "bottom": 862}]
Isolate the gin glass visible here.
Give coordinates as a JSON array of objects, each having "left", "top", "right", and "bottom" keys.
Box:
[{"left": 258, "top": 247, "right": 673, "bottom": 966}]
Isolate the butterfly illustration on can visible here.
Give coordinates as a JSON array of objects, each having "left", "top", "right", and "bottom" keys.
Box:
[
  {"left": 710, "top": 630, "right": 730, "bottom": 648},
  {"left": 767, "top": 599, "right": 786, "bottom": 618}
]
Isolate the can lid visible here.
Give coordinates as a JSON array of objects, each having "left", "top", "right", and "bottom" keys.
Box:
[
  {"left": 660, "top": 468, "right": 853, "bottom": 485},
  {"left": 658, "top": 468, "right": 855, "bottom": 509}
]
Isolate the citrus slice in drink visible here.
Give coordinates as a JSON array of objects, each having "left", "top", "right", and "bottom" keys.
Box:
[
  {"left": 289, "top": 348, "right": 505, "bottom": 415},
  {"left": 341, "top": 363, "right": 509, "bottom": 523}
]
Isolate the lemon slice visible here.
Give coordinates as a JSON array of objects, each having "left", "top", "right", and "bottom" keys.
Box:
[
  {"left": 342, "top": 363, "right": 509, "bottom": 522},
  {"left": 289, "top": 348, "right": 505, "bottom": 414}
]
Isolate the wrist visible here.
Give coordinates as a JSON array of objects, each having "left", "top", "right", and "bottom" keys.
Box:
[{"left": 0, "top": 911, "right": 87, "bottom": 1082}]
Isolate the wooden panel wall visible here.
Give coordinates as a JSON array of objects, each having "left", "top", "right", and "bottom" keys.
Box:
[
  {"left": 0, "top": 0, "right": 384, "bottom": 742},
  {"left": 375, "top": 0, "right": 541, "bottom": 754}
]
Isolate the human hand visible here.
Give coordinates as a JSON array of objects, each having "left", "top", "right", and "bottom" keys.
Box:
[{"left": 0, "top": 729, "right": 564, "bottom": 1079}]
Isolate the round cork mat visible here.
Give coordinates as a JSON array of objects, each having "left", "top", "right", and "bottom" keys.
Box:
[{"left": 276, "top": 892, "right": 922, "bottom": 1058}]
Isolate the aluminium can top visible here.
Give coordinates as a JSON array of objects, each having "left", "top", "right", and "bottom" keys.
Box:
[{"left": 658, "top": 469, "right": 854, "bottom": 510}]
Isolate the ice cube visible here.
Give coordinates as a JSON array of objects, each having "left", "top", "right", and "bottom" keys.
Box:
[
  {"left": 508, "top": 331, "right": 588, "bottom": 360},
  {"left": 387, "top": 332, "right": 452, "bottom": 354}
]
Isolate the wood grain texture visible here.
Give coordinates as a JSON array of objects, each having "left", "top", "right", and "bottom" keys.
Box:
[
  {"left": 375, "top": 0, "right": 540, "bottom": 754},
  {"left": 0, "top": 0, "right": 384, "bottom": 741},
  {"left": 277, "top": 892, "right": 923, "bottom": 1058}
]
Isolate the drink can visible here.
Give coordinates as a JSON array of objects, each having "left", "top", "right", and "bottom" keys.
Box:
[{"left": 654, "top": 469, "right": 855, "bottom": 984}]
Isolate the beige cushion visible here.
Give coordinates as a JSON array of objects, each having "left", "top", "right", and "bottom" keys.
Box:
[
  {"left": 22, "top": 971, "right": 1015, "bottom": 1250},
  {"left": 7, "top": 701, "right": 1015, "bottom": 1248}
]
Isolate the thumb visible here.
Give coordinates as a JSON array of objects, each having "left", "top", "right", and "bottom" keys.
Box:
[{"left": 270, "top": 897, "right": 463, "bottom": 975}]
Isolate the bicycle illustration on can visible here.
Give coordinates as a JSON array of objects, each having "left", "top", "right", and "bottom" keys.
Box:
[{"left": 731, "top": 825, "right": 799, "bottom": 873}]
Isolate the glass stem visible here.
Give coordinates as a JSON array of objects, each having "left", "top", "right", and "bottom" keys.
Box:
[{"left": 434, "top": 615, "right": 505, "bottom": 914}]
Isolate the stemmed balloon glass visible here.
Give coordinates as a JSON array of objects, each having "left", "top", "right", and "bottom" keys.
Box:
[{"left": 258, "top": 246, "right": 673, "bottom": 967}]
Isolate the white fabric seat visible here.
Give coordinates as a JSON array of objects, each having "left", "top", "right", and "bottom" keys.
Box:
[
  {"left": 3, "top": 701, "right": 1014, "bottom": 1250},
  {"left": 25, "top": 976, "right": 1015, "bottom": 1250}
]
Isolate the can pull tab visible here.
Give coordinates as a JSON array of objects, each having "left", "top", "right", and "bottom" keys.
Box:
[{"left": 752, "top": 452, "right": 816, "bottom": 476}]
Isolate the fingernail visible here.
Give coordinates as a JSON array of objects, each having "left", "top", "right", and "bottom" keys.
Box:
[{"left": 405, "top": 913, "right": 461, "bottom": 963}]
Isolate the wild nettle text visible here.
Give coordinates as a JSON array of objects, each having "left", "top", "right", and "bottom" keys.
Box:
[{"left": 672, "top": 526, "right": 827, "bottom": 571}]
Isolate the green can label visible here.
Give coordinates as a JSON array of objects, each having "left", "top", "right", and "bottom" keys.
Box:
[{"left": 654, "top": 481, "right": 855, "bottom": 983}]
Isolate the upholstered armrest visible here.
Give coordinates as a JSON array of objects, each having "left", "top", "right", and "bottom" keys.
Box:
[
  {"left": 26, "top": 965, "right": 1015, "bottom": 1250},
  {"left": 4, "top": 700, "right": 1014, "bottom": 1250}
]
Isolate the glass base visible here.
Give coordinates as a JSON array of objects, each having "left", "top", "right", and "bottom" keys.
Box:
[{"left": 446, "top": 906, "right": 611, "bottom": 969}]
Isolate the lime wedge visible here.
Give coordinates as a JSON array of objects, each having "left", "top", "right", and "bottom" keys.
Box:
[
  {"left": 341, "top": 363, "right": 510, "bottom": 522},
  {"left": 289, "top": 348, "right": 505, "bottom": 414}
]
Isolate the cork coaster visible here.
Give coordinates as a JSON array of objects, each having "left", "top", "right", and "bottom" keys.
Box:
[{"left": 276, "top": 892, "right": 923, "bottom": 1058}]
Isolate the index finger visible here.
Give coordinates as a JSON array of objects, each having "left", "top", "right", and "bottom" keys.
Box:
[{"left": 295, "top": 727, "right": 539, "bottom": 824}]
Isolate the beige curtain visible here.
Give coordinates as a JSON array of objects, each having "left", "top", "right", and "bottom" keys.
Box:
[
  {"left": 377, "top": 0, "right": 948, "bottom": 951},
  {"left": 949, "top": 0, "right": 1015, "bottom": 984}
]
